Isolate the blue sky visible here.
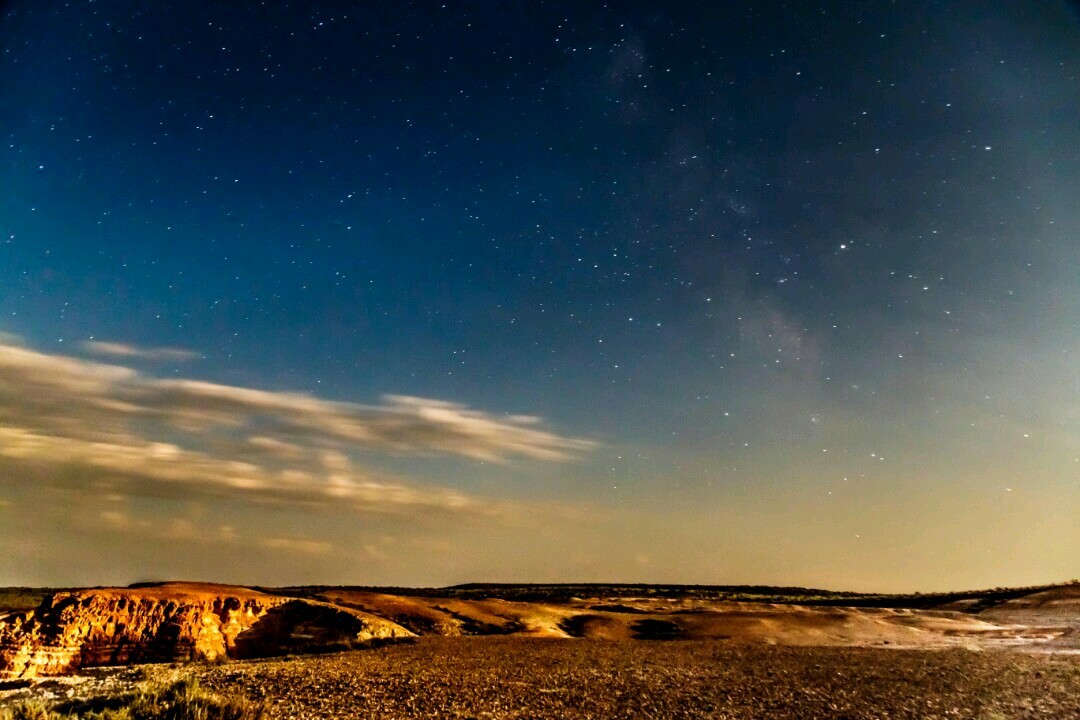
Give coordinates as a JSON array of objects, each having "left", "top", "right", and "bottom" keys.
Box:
[{"left": 0, "top": 1, "right": 1076, "bottom": 590}]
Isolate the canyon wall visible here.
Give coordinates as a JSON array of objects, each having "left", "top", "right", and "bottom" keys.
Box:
[{"left": 0, "top": 584, "right": 412, "bottom": 678}]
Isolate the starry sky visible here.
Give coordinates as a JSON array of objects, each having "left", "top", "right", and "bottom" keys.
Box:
[{"left": 0, "top": 1, "right": 1077, "bottom": 591}]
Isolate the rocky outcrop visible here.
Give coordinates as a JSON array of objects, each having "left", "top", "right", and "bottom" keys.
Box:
[{"left": 0, "top": 584, "right": 412, "bottom": 678}]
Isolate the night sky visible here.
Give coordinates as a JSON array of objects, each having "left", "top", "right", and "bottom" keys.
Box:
[{"left": 1, "top": 1, "right": 1077, "bottom": 591}]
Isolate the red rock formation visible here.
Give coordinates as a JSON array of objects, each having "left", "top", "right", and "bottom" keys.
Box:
[{"left": 0, "top": 584, "right": 412, "bottom": 678}]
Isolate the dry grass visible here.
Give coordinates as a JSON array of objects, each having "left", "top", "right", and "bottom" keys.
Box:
[{"left": 0, "top": 679, "right": 267, "bottom": 720}]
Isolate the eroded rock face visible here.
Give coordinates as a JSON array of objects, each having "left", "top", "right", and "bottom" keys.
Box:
[{"left": 0, "top": 584, "right": 412, "bottom": 678}]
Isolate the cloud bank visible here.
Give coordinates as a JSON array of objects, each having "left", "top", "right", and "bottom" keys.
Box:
[{"left": 0, "top": 339, "right": 593, "bottom": 517}]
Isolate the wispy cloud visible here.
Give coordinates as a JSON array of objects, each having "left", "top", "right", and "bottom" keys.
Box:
[
  {"left": 0, "top": 339, "right": 593, "bottom": 518},
  {"left": 98, "top": 510, "right": 236, "bottom": 544},
  {"left": 82, "top": 340, "right": 200, "bottom": 363},
  {"left": 96, "top": 509, "right": 333, "bottom": 556}
]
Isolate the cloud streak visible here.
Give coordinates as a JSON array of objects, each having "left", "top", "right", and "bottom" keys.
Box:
[
  {"left": 0, "top": 339, "right": 593, "bottom": 518},
  {"left": 82, "top": 340, "right": 201, "bottom": 363},
  {"left": 96, "top": 509, "right": 334, "bottom": 556}
]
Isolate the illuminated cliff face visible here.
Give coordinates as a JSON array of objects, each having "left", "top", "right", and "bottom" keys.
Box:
[{"left": 0, "top": 584, "right": 412, "bottom": 678}]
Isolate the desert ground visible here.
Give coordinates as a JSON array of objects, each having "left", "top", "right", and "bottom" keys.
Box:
[
  {"left": 4, "top": 639, "right": 1079, "bottom": 719},
  {"left": 1, "top": 582, "right": 1078, "bottom": 718}
]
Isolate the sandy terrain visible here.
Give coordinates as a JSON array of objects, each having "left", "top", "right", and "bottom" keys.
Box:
[{"left": 967, "top": 586, "right": 1080, "bottom": 651}]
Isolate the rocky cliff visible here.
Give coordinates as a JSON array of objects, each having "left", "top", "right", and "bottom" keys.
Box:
[{"left": 0, "top": 583, "right": 412, "bottom": 678}]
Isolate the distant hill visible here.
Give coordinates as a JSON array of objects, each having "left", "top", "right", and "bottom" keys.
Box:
[{"left": 270, "top": 580, "right": 1078, "bottom": 609}]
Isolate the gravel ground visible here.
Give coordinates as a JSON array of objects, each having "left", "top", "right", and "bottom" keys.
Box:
[{"left": 176, "top": 638, "right": 1080, "bottom": 720}]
